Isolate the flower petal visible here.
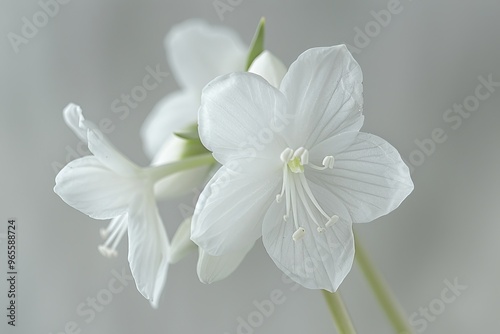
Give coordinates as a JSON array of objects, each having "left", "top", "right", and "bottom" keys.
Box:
[
  {"left": 191, "top": 166, "right": 279, "bottom": 256},
  {"left": 63, "top": 103, "right": 89, "bottom": 143},
  {"left": 248, "top": 50, "right": 287, "bottom": 89},
  {"left": 309, "top": 132, "right": 414, "bottom": 223},
  {"left": 199, "top": 72, "right": 288, "bottom": 167},
  {"left": 197, "top": 242, "right": 254, "bottom": 284},
  {"left": 166, "top": 19, "right": 247, "bottom": 91},
  {"left": 262, "top": 188, "right": 355, "bottom": 291},
  {"left": 127, "top": 191, "right": 169, "bottom": 308},
  {"left": 141, "top": 90, "right": 200, "bottom": 160},
  {"left": 54, "top": 156, "right": 143, "bottom": 219},
  {"left": 279, "top": 45, "right": 364, "bottom": 148},
  {"left": 87, "top": 128, "right": 139, "bottom": 176},
  {"left": 169, "top": 217, "right": 197, "bottom": 264}
]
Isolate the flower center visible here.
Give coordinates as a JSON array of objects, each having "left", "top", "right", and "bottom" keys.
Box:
[{"left": 276, "top": 147, "right": 339, "bottom": 241}]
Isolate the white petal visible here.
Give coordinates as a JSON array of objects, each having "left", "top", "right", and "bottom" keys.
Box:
[
  {"left": 309, "top": 132, "right": 414, "bottom": 223},
  {"left": 197, "top": 242, "right": 254, "bottom": 284},
  {"left": 54, "top": 156, "right": 143, "bottom": 219},
  {"left": 62, "top": 103, "right": 139, "bottom": 176},
  {"left": 166, "top": 19, "right": 247, "bottom": 90},
  {"left": 199, "top": 72, "right": 288, "bottom": 167},
  {"left": 280, "top": 45, "right": 364, "bottom": 148},
  {"left": 127, "top": 191, "right": 169, "bottom": 308},
  {"left": 87, "top": 129, "right": 139, "bottom": 176},
  {"left": 169, "top": 217, "right": 197, "bottom": 264},
  {"left": 191, "top": 166, "right": 279, "bottom": 256},
  {"left": 141, "top": 90, "right": 199, "bottom": 159},
  {"left": 248, "top": 50, "right": 287, "bottom": 88},
  {"left": 63, "top": 103, "right": 88, "bottom": 142},
  {"left": 262, "top": 191, "right": 355, "bottom": 291}
]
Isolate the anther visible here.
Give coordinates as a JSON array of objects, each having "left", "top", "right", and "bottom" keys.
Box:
[
  {"left": 98, "top": 245, "right": 118, "bottom": 258},
  {"left": 317, "top": 227, "right": 326, "bottom": 233},
  {"left": 293, "top": 147, "right": 306, "bottom": 159},
  {"left": 99, "top": 228, "right": 108, "bottom": 239},
  {"left": 322, "top": 156, "right": 334, "bottom": 169},
  {"left": 292, "top": 227, "right": 306, "bottom": 241},
  {"left": 276, "top": 194, "right": 282, "bottom": 203},
  {"left": 325, "top": 215, "right": 339, "bottom": 227},
  {"left": 280, "top": 148, "right": 294, "bottom": 162}
]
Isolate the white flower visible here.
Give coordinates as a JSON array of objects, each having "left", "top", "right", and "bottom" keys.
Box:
[
  {"left": 140, "top": 20, "right": 247, "bottom": 200},
  {"left": 55, "top": 103, "right": 169, "bottom": 307},
  {"left": 191, "top": 45, "right": 414, "bottom": 291}
]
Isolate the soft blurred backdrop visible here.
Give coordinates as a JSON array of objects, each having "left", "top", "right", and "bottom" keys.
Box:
[{"left": 1, "top": 0, "right": 499, "bottom": 333}]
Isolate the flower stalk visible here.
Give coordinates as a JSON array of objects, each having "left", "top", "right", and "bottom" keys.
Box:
[
  {"left": 322, "top": 290, "right": 357, "bottom": 334},
  {"left": 147, "top": 153, "right": 215, "bottom": 182},
  {"left": 354, "top": 234, "right": 413, "bottom": 334}
]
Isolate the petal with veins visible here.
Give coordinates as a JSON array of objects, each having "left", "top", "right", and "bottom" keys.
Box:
[
  {"left": 127, "top": 191, "right": 169, "bottom": 308},
  {"left": 191, "top": 166, "right": 279, "bottom": 256},
  {"left": 54, "top": 156, "right": 143, "bottom": 220}
]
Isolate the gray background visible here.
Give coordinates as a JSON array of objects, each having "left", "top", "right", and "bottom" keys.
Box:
[{"left": 1, "top": 0, "right": 499, "bottom": 333}]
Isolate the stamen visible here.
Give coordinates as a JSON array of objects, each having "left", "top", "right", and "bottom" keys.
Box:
[
  {"left": 276, "top": 147, "right": 339, "bottom": 239},
  {"left": 280, "top": 148, "right": 294, "bottom": 162},
  {"left": 325, "top": 215, "right": 339, "bottom": 227},
  {"left": 98, "top": 215, "right": 127, "bottom": 258},
  {"left": 309, "top": 155, "right": 335, "bottom": 171},
  {"left": 292, "top": 227, "right": 306, "bottom": 241},
  {"left": 293, "top": 147, "right": 306, "bottom": 159},
  {"left": 322, "top": 156, "right": 335, "bottom": 169}
]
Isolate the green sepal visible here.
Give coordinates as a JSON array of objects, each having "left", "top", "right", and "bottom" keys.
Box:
[{"left": 245, "top": 17, "right": 266, "bottom": 70}]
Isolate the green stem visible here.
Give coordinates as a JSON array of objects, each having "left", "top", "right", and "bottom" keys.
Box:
[
  {"left": 322, "top": 290, "right": 357, "bottom": 334},
  {"left": 147, "top": 153, "right": 215, "bottom": 182},
  {"left": 354, "top": 234, "right": 413, "bottom": 334}
]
